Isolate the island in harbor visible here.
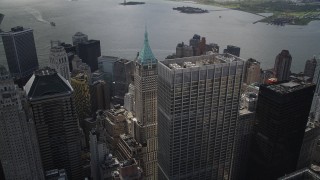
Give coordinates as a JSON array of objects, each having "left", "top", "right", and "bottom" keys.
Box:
[
  {"left": 120, "top": 0, "right": 145, "bottom": 5},
  {"left": 173, "top": 6, "right": 208, "bottom": 14}
]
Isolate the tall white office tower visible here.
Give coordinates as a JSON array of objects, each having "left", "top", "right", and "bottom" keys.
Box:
[
  {"left": 134, "top": 30, "right": 158, "bottom": 179},
  {"left": 49, "top": 45, "right": 71, "bottom": 81},
  {"left": 157, "top": 53, "right": 245, "bottom": 180},
  {"left": 0, "top": 65, "right": 44, "bottom": 180}
]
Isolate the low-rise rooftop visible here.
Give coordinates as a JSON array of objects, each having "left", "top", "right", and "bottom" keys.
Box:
[{"left": 120, "top": 134, "right": 141, "bottom": 151}]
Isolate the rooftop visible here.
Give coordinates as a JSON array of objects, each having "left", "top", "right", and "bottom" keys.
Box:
[
  {"left": 100, "top": 154, "right": 120, "bottom": 169},
  {"left": 45, "top": 169, "right": 68, "bottom": 180},
  {"left": 0, "top": 26, "right": 32, "bottom": 35},
  {"left": 120, "top": 134, "right": 141, "bottom": 150},
  {"left": 98, "top": 56, "right": 119, "bottom": 61},
  {"left": 24, "top": 67, "right": 73, "bottom": 99},
  {"left": 239, "top": 108, "right": 254, "bottom": 116},
  {"left": 121, "top": 159, "right": 137, "bottom": 167},
  {"left": 50, "top": 46, "right": 66, "bottom": 53},
  {"left": 265, "top": 81, "right": 314, "bottom": 94},
  {"left": 161, "top": 53, "right": 244, "bottom": 70},
  {"left": 71, "top": 72, "right": 89, "bottom": 81},
  {"left": 107, "top": 107, "right": 126, "bottom": 117},
  {"left": 278, "top": 168, "right": 320, "bottom": 180},
  {"left": 73, "top": 32, "right": 87, "bottom": 37}
]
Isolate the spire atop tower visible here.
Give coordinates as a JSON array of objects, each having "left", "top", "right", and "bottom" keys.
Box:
[
  {"left": 137, "top": 29, "right": 157, "bottom": 66},
  {"left": 144, "top": 25, "right": 148, "bottom": 42}
]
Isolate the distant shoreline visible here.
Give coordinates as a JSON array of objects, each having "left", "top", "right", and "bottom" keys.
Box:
[{"left": 168, "top": 0, "right": 320, "bottom": 26}]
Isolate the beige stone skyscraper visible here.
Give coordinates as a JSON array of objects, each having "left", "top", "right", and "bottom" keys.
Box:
[
  {"left": 134, "top": 30, "right": 158, "bottom": 179},
  {"left": 274, "top": 50, "right": 292, "bottom": 81},
  {"left": 244, "top": 58, "right": 261, "bottom": 85},
  {"left": 49, "top": 45, "right": 70, "bottom": 81}
]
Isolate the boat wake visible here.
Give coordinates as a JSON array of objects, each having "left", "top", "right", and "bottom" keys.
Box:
[{"left": 25, "top": 7, "right": 49, "bottom": 24}]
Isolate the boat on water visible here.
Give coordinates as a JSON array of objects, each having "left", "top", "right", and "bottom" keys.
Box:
[{"left": 50, "top": 22, "right": 56, "bottom": 27}]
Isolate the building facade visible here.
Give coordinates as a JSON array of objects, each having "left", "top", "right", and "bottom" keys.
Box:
[
  {"left": 72, "top": 32, "right": 88, "bottom": 46},
  {"left": 24, "top": 67, "right": 82, "bottom": 179},
  {"left": 157, "top": 53, "right": 245, "bottom": 180},
  {"left": 71, "top": 72, "right": 93, "bottom": 127},
  {"left": 49, "top": 46, "right": 71, "bottom": 81},
  {"left": 78, "top": 40, "right": 101, "bottom": 72},
  {"left": 304, "top": 57, "right": 317, "bottom": 80},
  {"left": 89, "top": 129, "right": 108, "bottom": 180},
  {"left": 247, "top": 81, "right": 315, "bottom": 180},
  {"left": 244, "top": 58, "right": 261, "bottom": 85},
  {"left": 91, "top": 80, "right": 110, "bottom": 110},
  {"left": 297, "top": 122, "right": 320, "bottom": 170},
  {"left": 113, "top": 59, "right": 134, "bottom": 105},
  {"left": 176, "top": 42, "right": 193, "bottom": 58},
  {"left": 274, "top": 50, "right": 292, "bottom": 81},
  {"left": 231, "top": 108, "right": 255, "bottom": 180},
  {"left": 98, "top": 56, "right": 119, "bottom": 84},
  {"left": 223, "top": 45, "right": 240, "bottom": 57},
  {"left": 134, "top": 30, "right": 158, "bottom": 179},
  {"left": 0, "top": 66, "right": 44, "bottom": 180},
  {"left": 0, "top": 26, "right": 39, "bottom": 85}
]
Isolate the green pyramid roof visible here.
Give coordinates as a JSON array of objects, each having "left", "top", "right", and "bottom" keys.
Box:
[{"left": 137, "top": 30, "right": 157, "bottom": 65}]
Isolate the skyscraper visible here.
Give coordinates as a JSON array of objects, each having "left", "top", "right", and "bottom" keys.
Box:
[
  {"left": 247, "top": 81, "right": 315, "bottom": 180},
  {"left": 113, "top": 58, "right": 134, "bottom": 105},
  {"left": 91, "top": 80, "right": 110, "bottom": 110},
  {"left": 157, "top": 53, "right": 245, "bottom": 180},
  {"left": 231, "top": 92, "right": 257, "bottom": 180},
  {"left": 24, "top": 67, "right": 82, "bottom": 179},
  {"left": 297, "top": 122, "right": 320, "bottom": 170},
  {"left": 274, "top": 50, "right": 292, "bottom": 81},
  {"left": 72, "top": 32, "right": 88, "bottom": 46},
  {"left": 304, "top": 57, "right": 317, "bottom": 80},
  {"left": 223, "top": 45, "right": 241, "bottom": 57},
  {"left": 89, "top": 129, "right": 108, "bottom": 180},
  {"left": 59, "top": 42, "right": 77, "bottom": 72},
  {"left": 98, "top": 56, "right": 119, "bottom": 84},
  {"left": 49, "top": 45, "right": 71, "bottom": 81},
  {"left": 244, "top": 58, "right": 261, "bottom": 85},
  {"left": 0, "top": 66, "right": 44, "bottom": 180},
  {"left": 71, "top": 72, "right": 93, "bottom": 127},
  {"left": 176, "top": 42, "right": 193, "bottom": 58},
  {"left": 0, "top": 26, "right": 39, "bottom": 86},
  {"left": 78, "top": 40, "right": 101, "bottom": 72},
  {"left": 134, "top": 30, "right": 158, "bottom": 179},
  {"left": 124, "top": 83, "right": 135, "bottom": 112}
]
